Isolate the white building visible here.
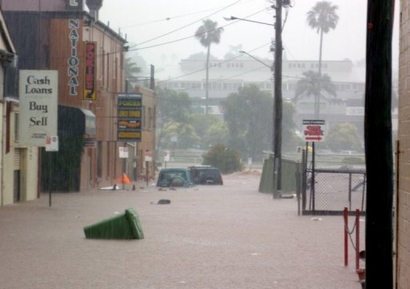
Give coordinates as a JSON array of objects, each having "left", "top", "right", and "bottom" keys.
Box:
[
  {"left": 0, "top": 7, "right": 39, "bottom": 205},
  {"left": 157, "top": 53, "right": 373, "bottom": 139}
]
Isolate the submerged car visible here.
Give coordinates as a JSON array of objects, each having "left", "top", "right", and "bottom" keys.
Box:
[
  {"left": 188, "top": 166, "right": 223, "bottom": 185},
  {"left": 156, "top": 168, "right": 193, "bottom": 187}
]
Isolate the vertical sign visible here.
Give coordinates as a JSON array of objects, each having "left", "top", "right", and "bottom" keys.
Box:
[
  {"left": 68, "top": 19, "right": 79, "bottom": 96},
  {"left": 117, "top": 93, "right": 142, "bottom": 142},
  {"left": 19, "top": 70, "right": 58, "bottom": 147},
  {"left": 84, "top": 41, "right": 96, "bottom": 100}
]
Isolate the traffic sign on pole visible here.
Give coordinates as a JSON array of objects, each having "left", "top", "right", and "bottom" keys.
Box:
[{"left": 302, "top": 120, "right": 325, "bottom": 142}]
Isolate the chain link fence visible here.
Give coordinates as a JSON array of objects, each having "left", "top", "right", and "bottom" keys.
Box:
[{"left": 297, "top": 150, "right": 366, "bottom": 215}]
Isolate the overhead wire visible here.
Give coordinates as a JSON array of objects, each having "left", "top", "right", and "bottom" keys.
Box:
[
  {"left": 127, "top": 8, "right": 268, "bottom": 53},
  {"left": 129, "top": 0, "right": 243, "bottom": 49},
  {"left": 119, "top": 0, "right": 260, "bottom": 29}
]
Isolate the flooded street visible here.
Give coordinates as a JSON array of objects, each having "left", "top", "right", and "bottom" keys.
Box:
[{"left": 0, "top": 172, "right": 362, "bottom": 289}]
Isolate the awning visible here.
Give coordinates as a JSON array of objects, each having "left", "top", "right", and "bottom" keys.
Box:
[{"left": 58, "top": 106, "right": 96, "bottom": 136}]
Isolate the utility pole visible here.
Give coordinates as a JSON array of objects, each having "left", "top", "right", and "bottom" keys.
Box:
[
  {"left": 364, "top": 1, "right": 394, "bottom": 288},
  {"left": 273, "top": 0, "right": 283, "bottom": 199}
]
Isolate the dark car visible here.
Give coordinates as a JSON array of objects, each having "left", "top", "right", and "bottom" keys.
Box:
[
  {"left": 156, "top": 168, "right": 193, "bottom": 187},
  {"left": 188, "top": 166, "right": 223, "bottom": 185}
]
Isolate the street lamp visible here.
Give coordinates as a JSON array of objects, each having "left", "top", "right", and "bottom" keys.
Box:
[
  {"left": 239, "top": 50, "right": 273, "bottom": 70},
  {"left": 225, "top": 1, "right": 284, "bottom": 198},
  {"left": 223, "top": 16, "right": 275, "bottom": 27}
]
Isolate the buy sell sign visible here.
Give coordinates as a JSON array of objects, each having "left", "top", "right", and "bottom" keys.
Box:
[{"left": 302, "top": 120, "right": 325, "bottom": 142}]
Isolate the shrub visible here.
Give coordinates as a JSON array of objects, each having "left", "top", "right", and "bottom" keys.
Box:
[{"left": 202, "top": 144, "right": 243, "bottom": 174}]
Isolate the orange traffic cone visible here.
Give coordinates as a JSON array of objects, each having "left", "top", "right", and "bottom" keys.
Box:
[{"left": 115, "top": 173, "right": 131, "bottom": 184}]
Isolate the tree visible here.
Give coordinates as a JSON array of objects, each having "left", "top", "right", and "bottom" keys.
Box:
[
  {"left": 221, "top": 84, "right": 272, "bottom": 160},
  {"left": 293, "top": 70, "right": 338, "bottom": 115},
  {"left": 307, "top": 1, "right": 339, "bottom": 117},
  {"left": 326, "top": 123, "right": 362, "bottom": 152},
  {"left": 156, "top": 87, "right": 191, "bottom": 154},
  {"left": 189, "top": 113, "right": 224, "bottom": 149},
  {"left": 194, "top": 19, "right": 224, "bottom": 115},
  {"left": 202, "top": 144, "right": 243, "bottom": 174},
  {"left": 124, "top": 56, "right": 141, "bottom": 78},
  {"left": 205, "top": 121, "right": 229, "bottom": 148},
  {"left": 282, "top": 102, "right": 303, "bottom": 151},
  {"left": 161, "top": 123, "right": 200, "bottom": 150}
]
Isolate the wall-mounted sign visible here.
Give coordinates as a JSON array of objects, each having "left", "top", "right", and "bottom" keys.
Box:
[
  {"left": 84, "top": 41, "right": 96, "bottom": 100},
  {"left": 119, "top": 147, "right": 129, "bottom": 158},
  {"left": 45, "top": 135, "right": 59, "bottom": 152},
  {"left": 19, "top": 70, "right": 58, "bottom": 147},
  {"left": 68, "top": 19, "right": 79, "bottom": 96},
  {"left": 117, "top": 93, "right": 142, "bottom": 142},
  {"left": 144, "top": 150, "right": 152, "bottom": 162},
  {"left": 66, "top": 0, "right": 83, "bottom": 11}
]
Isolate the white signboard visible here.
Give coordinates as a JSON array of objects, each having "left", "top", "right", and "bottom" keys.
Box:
[
  {"left": 163, "top": 150, "right": 170, "bottom": 162},
  {"left": 45, "top": 135, "right": 59, "bottom": 152},
  {"left": 119, "top": 147, "right": 128, "bottom": 158},
  {"left": 144, "top": 150, "right": 152, "bottom": 162},
  {"left": 19, "top": 70, "right": 58, "bottom": 147},
  {"left": 302, "top": 119, "right": 325, "bottom": 142}
]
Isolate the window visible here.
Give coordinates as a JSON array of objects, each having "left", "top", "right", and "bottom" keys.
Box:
[
  {"left": 142, "top": 105, "right": 146, "bottom": 128},
  {"left": 14, "top": 113, "right": 19, "bottom": 142},
  {"left": 148, "top": 107, "right": 152, "bottom": 128}
]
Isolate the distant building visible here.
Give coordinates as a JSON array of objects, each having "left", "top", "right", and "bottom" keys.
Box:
[{"left": 157, "top": 54, "right": 374, "bottom": 143}]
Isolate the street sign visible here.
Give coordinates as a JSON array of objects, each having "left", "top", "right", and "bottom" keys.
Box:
[
  {"left": 163, "top": 150, "right": 170, "bottom": 162},
  {"left": 119, "top": 147, "right": 128, "bottom": 158},
  {"left": 144, "top": 150, "right": 152, "bottom": 162},
  {"left": 117, "top": 93, "right": 142, "bottom": 142},
  {"left": 45, "top": 135, "right": 59, "bottom": 151},
  {"left": 302, "top": 120, "right": 325, "bottom": 142}
]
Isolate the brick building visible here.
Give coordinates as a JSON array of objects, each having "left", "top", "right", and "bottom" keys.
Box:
[
  {"left": 398, "top": 1, "right": 410, "bottom": 288},
  {"left": 1, "top": 0, "right": 156, "bottom": 193}
]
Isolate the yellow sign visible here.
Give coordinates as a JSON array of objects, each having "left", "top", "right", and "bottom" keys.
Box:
[
  {"left": 118, "top": 131, "right": 141, "bottom": 139},
  {"left": 118, "top": 110, "right": 141, "bottom": 117}
]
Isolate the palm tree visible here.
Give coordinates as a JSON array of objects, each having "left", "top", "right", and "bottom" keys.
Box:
[
  {"left": 125, "top": 57, "right": 141, "bottom": 79},
  {"left": 194, "top": 19, "right": 224, "bottom": 115},
  {"left": 124, "top": 57, "right": 141, "bottom": 91},
  {"left": 306, "top": 1, "right": 339, "bottom": 117},
  {"left": 293, "top": 70, "right": 338, "bottom": 112}
]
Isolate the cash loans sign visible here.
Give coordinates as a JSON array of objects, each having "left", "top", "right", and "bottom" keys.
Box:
[{"left": 19, "top": 70, "right": 58, "bottom": 147}]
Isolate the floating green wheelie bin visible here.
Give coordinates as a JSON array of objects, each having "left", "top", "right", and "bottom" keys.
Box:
[{"left": 84, "top": 208, "right": 144, "bottom": 240}]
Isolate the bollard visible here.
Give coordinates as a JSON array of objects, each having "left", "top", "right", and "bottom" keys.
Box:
[{"left": 344, "top": 207, "right": 348, "bottom": 267}]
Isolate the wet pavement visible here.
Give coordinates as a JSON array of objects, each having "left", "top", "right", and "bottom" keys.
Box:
[{"left": 0, "top": 171, "right": 364, "bottom": 289}]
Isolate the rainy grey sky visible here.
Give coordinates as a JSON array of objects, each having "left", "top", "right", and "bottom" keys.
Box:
[{"left": 98, "top": 0, "right": 399, "bottom": 72}]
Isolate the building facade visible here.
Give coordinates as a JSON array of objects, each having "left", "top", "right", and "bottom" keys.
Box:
[
  {"left": 397, "top": 1, "right": 410, "bottom": 288},
  {"left": 1, "top": 0, "right": 156, "bottom": 193},
  {"left": 0, "top": 6, "right": 40, "bottom": 206}
]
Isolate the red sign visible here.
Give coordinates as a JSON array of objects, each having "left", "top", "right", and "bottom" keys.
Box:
[
  {"left": 84, "top": 41, "right": 96, "bottom": 100},
  {"left": 302, "top": 120, "right": 325, "bottom": 142}
]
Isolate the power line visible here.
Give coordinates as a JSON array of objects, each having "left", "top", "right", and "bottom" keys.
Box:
[
  {"left": 129, "top": 0, "right": 243, "bottom": 49},
  {"left": 127, "top": 8, "right": 267, "bottom": 52},
  {"left": 118, "top": 0, "right": 260, "bottom": 29}
]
